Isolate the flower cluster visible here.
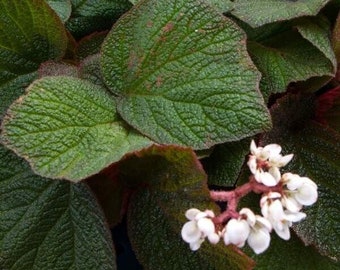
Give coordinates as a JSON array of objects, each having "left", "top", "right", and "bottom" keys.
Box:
[
  {"left": 251, "top": 141, "right": 318, "bottom": 241},
  {"left": 181, "top": 208, "right": 220, "bottom": 251},
  {"left": 247, "top": 140, "right": 293, "bottom": 187},
  {"left": 181, "top": 140, "right": 318, "bottom": 254}
]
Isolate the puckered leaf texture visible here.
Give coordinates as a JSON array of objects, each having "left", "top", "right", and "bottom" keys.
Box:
[
  {"left": 1, "top": 76, "right": 151, "bottom": 182},
  {"left": 120, "top": 145, "right": 254, "bottom": 270},
  {"left": 0, "top": 0, "right": 68, "bottom": 117},
  {"left": 262, "top": 94, "right": 340, "bottom": 262},
  {"left": 102, "top": 0, "right": 271, "bottom": 149},
  {"left": 0, "top": 145, "right": 116, "bottom": 270}
]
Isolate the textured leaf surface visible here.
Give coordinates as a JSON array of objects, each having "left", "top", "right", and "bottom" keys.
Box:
[
  {"left": 102, "top": 0, "right": 271, "bottom": 149},
  {"left": 66, "top": 0, "right": 132, "bottom": 38},
  {"left": 1, "top": 76, "right": 151, "bottom": 181},
  {"left": 224, "top": 0, "right": 331, "bottom": 27},
  {"left": 79, "top": 54, "right": 107, "bottom": 87},
  {"left": 122, "top": 145, "right": 254, "bottom": 270},
  {"left": 203, "top": 139, "right": 250, "bottom": 187},
  {"left": 248, "top": 31, "right": 334, "bottom": 100},
  {"left": 76, "top": 31, "right": 108, "bottom": 60},
  {"left": 0, "top": 0, "right": 67, "bottom": 73},
  {"left": 124, "top": 146, "right": 254, "bottom": 269},
  {"left": 296, "top": 17, "right": 336, "bottom": 71},
  {"left": 46, "top": 0, "right": 72, "bottom": 22},
  {"left": 38, "top": 61, "right": 79, "bottom": 78},
  {"left": 0, "top": 145, "right": 116, "bottom": 270},
  {"left": 0, "top": 0, "right": 68, "bottom": 116},
  {"left": 332, "top": 11, "right": 340, "bottom": 63},
  {"left": 262, "top": 94, "right": 340, "bottom": 261},
  {"left": 245, "top": 231, "right": 339, "bottom": 269},
  {"left": 0, "top": 72, "right": 37, "bottom": 118}
]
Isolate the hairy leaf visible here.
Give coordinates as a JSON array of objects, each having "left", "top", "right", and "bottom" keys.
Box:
[
  {"left": 0, "top": 0, "right": 68, "bottom": 116},
  {"left": 296, "top": 17, "right": 336, "bottom": 71},
  {"left": 0, "top": 145, "right": 116, "bottom": 269},
  {"left": 76, "top": 31, "right": 108, "bottom": 60},
  {"left": 223, "top": 0, "right": 331, "bottom": 27},
  {"left": 79, "top": 54, "right": 107, "bottom": 87},
  {"left": 248, "top": 31, "right": 334, "bottom": 100},
  {"left": 122, "top": 145, "right": 254, "bottom": 270},
  {"left": 66, "top": 0, "right": 132, "bottom": 38},
  {"left": 203, "top": 139, "right": 250, "bottom": 187},
  {"left": 245, "top": 231, "right": 339, "bottom": 269},
  {"left": 46, "top": 0, "right": 72, "bottom": 22},
  {"left": 102, "top": 0, "right": 271, "bottom": 149},
  {"left": 262, "top": 94, "right": 340, "bottom": 261},
  {"left": 1, "top": 76, "right": 151, "bottom": 181},
  {"left": 332, "top": 11, "right": 340, "bottom": 63}
]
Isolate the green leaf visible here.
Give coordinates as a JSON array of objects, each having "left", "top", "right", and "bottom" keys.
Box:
[
  {"left": 79, "top": 54, "right": 107, "bottom": 87},
  {"left": 1, "top": 76, "right": 151, "bottom": 182},
  {"left": 121, "top": 145, "right": 254, "bottom": 270},
  {"left": 38, "top": 61, "right": 79, "bottom": 78},
  {"left": 203, "top": 139, "right": 250, "bottom": 187},
  {"left": 0, "top": 0, "right": 68, "bottom": 117},
  {"left": 262, "top": 94, "right": 340, "bottom": 261},
  {"left": 0, "top": 72, "right": 37, "bottom": 118},
  {"left": 248, "top": 31, "right": 334, "bottom": 100},
  {"left": 46, "top": 0, "right": 72, "bottom": 22},
  {"left": 294, "top": 184, "right": 340, "bottom": 263},
  {"left": 332, "top": 11, "right": 340, "bottom": 63},
  {"left": 66, "top": 0, "right": 132, "bottom": 38},
  {"left": 295, "top": 17, "right": 337, "bottom": 71},
  {"left": 0, "top": 0, "right": 67, "bottom": 74},
  {"left": 224, "top": 0, "right": 331, "bottom": 27},
  {"left": 0, "top": 144, "right": 116, "bottom": 270},
  {"left": 245, "top": 232, "right": 339, "bottom": 270},
  {"left": 102, "top": 0, "right": 271, "bottom": 149},
  {"left": 76, "top": 31, "right": 108, "bottom": 60}
]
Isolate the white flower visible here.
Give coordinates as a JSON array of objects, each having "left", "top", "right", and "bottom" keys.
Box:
[
  {"left": 223, "top": 218, "right": 250, "bottom": 248},
  {"left": 248, "top": 140, "right": 294, "bottom": 187},
  {"left": 282, "top": 173, "right": 318, "bottom": 209},
  {"left": 239, "top": 208, "right": 272, "bottom": 254},
  {"left": 260, "top": 193, "right": 306, "bottom": 240},
  {"left": 181, "top": 208, "right": 220, "bottom": 250}
]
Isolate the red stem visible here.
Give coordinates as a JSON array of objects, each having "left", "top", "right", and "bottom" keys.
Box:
[{"left": 210, "top": 176, "right": 282, "bottom": 224}]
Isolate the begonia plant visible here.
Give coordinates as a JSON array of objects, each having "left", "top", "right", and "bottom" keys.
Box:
[{"left": 0, "top": 0, "right": 339, "bottom": 269}]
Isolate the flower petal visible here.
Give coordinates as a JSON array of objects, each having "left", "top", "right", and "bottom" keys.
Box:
[
  {"left": 278, "top": 154, "right": 294, "bottom": 167},
  {"left": 255, "top": 215, "right": 272, "bottom": 232},
  {"left": 250, "top": 140, "right": 258, "bottom": 155},
  {"left": 185, "top": 208, "right": 201, "bottom": 220},
  {"left": 189, "top": 239, "right": 204, "bottom": 251},
  {"left": 197, "top": 218, "right": 215, "bottom": 236},
  {"left": 261, "top": 172, "right": 279, "bottom": 187},
  {"left": 284, "top": 210, "right": 306, "bottom": 222},
  {"left": 285, "top": 174, "right": 303, "bottom": 190},
  {"left": 240, "top": 208, "right": 256, "bottom": 226},
  {"left": 207, "top": 233, "right": 220, "bottom": 244},
  {"left": 247, "top": 228, "right": 271, "bottom": 254},
  {"left": 225, "top": 219, "right": 250, "bottom": 247},
  {"left": 268, "top": 166, "right": 281, "bottom": 182},
  {"left": 181, "top": 221, "right": 201, "bottom": 243},
  {"left": 273, "top": 221, "right": 291, "bottom": 240},
  {"left": 263, "top": 143, "right": 282, "bottom": 158},
  {"left": 282, "top": 195, "right": 302, "bottom": 213},
  {"left": 295, "top": 183, "right": 318, "bottom": 206},
  {"left": 247, "top": 155, "right": 257, "bottom": 175}
]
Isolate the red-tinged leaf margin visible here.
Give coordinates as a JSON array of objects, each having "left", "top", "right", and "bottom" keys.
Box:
[
  {"left": 261, "top": 93, "right": 340, "bottom": 261},
  {"left": 118, "top": 144, "right": 254, "bottom": 270}
]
